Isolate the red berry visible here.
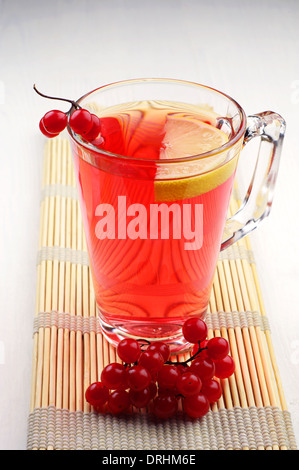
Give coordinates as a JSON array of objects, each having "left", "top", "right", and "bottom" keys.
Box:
[
  {"left": 148, "top": 381, "right": 158, "bottom": 399},
  {"left": 189, "top": 358, "right": 215, "bottom": 382},
  {"left": 176, "top": 372, "right": 202, "bottom": 397},
  {"left": 39, "top": 118, "right": 59, "bottom": 138},
  {"left": 85, "top": 382, "right": 109, "bottom": 407},
  {"left": 117, "top": 338, "right": 141, "bottom": 364},
  {"left": 214, "top": 355, "right": 235, "bottom": 379},
  {"left": 192, "top": 339, "right": 209, "bottom": 359},
  {"left": 158, "top": 385, "right": 179, "bottom": 396},
  {"left": 69, "top": 108, "right": 93, "bottom": 135},
  {"left": 150, "top": 369, "right": 158, "bottom": 383},
  {"left": 84, "top": 114, "right": 101, "bottom": 142},
  {"left": 158, "top": 386, "right": 179, "bottom": 397},
  {"left": 201, "top": 379, "right": 222, "bottom": 403},
  {"left": 126, "top": 365, "right": 151, "bottom": 391},
  {"left": 101, "top": 363, "right": 127, "bottom": 390},
  {"left": 182, "top": 318, "right": 208, "bottom": 344},
  {"left": 157, "top": 365, "right": 180, "bottom": 390},
  {"left": 152, "top": 394, "right": 178, "bottom": 419},
  {"left": 147, "top": 342, "right": 170, "bottom": 362},
  {"left": 176, "top": 363, "right": 190, "bottom": 375},
  {"left": 114, "top": 371, "right": 130, "bottom": 391},
  {"left": 183, "top": 393, "right": 210, "bottom": 418},
  {"left": 93, "top": 403, "right": 106, "bottom": 414},
  {"left": 206, "top": 337, "right": 230, "bottom": 361},
  {"left": 43, "top": 110, "right": 67, "bottom": 134},
  {"left": 129, "top": 387, "right": 152, "bottom": 408},
  {"left": 108, "top": 390, "right": 130, "bottom": 414},
  {"left": 138, "top": 350, "right": 164, "bottom": 373}
]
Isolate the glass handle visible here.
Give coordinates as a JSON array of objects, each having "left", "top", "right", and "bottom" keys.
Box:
[{"left": 220, "top": 111, "right": 286, "bottom": 251}]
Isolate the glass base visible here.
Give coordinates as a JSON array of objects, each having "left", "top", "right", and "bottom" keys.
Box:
[{"left": 97, "top": 308, "right": 207, "bottom": 355}]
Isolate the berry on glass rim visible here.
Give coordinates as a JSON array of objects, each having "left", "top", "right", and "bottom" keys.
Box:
[
  {"left": 69, "top": 108, "right": 93, "bottom": 135},
  {"left": 39, "top": 118, "right": 59, "bottom": 138},
  {"left": 206, "top": 337, "right": 230, "bottom": 361},
  {"left": 33, "top": 84, "right": 101, "bottom": 141},
  {"left": 116, "top": 338, "right": 141, "bottom": 364},
  {"left": 42, "top": 109, "right": 67, "bottom": 134},
  {"left": 84, "top": 113, "right": 101, "bottom": 142},
  {"left": 182, "top": 317, "right": 208, "bottom": 344},
  {"left": 85, "top": 382, "right": 109, "bottom": 408}
]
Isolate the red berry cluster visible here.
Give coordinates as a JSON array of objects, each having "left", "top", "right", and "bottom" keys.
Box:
[
  {"left": 85, "top": 318, "right": 235, "bottom": 419},
  {"left": 34, "top": 85, "right": 101, "bottom": 143}
]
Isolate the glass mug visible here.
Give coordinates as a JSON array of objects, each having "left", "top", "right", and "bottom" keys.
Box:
[{"left": 68, "top": 79, "right": 285, "bottom": 351}]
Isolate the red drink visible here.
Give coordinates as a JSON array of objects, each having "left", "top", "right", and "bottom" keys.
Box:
[{"left": 70, "top": 100, "right": 238, "bottom": 347}]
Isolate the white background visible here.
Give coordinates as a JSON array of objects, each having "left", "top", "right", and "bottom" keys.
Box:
[{"left": 0, "top": 0, "right": 298, "bottom": 450}]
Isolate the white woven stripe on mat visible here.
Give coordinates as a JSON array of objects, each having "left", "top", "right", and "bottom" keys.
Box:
[
  {"left": 27, "top": 405, "right": 297, "bottom": 450},
  {"left": 32, "top": 310, "right": 271, "bottom": 336},
  {"left": 36, "top": 246, "right": 90, "bottom": 266},
  {"left": 41, "top": 183, "right": 78, "bottom": 201},
  {"left": 218, "top": 244, "right": 255, "bottom": 264},
  {"left": 35, "top": 243, "right": 255, "bottom": 266}
]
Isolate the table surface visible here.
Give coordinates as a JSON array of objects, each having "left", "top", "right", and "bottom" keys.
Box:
[{"left": 0, "top": 0, "right": 298, "bottom": 450}]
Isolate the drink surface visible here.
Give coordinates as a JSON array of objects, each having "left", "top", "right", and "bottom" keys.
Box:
[
  {"left": 71, "top": 100, "right": 237, "bottom": 342},
  {"left": 91, "top": 99, "right": 229, "bottom": 161}
]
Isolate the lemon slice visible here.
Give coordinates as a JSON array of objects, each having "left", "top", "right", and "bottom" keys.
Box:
[
  {"left": 155, "top": 115, "right": 238, "bottom": 201},
  {"left": 154, "top": 157, "right": 238, "bottom": 201},
  {"left": 160, "top": 114, "right": 228, "bottom": 160}
]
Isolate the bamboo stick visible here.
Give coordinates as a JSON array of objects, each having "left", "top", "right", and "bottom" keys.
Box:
[
  {"left": 56, "top": 139, "right": 67, "bottom": 410},
  {"left": 69, "top": 145, "right": 77, "bottom": 413},
  {"left": 62, "top": 142, "right": 73, "bottom": 411},
  {"left": 41, "top": 140, "right": 56, "bottom": 410},
  {"left": 35, "top": 141, "right": 52, "bottom": 412},
  {"left": 75, "top": 182, "right": 83, "bottom": 413},
  {"left": 82, "top": 226, "right": 91, "bottom": 413},
  {"left": 30, "top": 141, "right": 49, "bottom": 413},
  {"left": 48, "top": 139, "right": 60, "bottom": 413}
]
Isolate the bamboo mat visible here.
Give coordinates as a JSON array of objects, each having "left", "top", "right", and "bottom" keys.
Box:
[{"left": 27, "top": 138, "right": 297, "bottom": 450}]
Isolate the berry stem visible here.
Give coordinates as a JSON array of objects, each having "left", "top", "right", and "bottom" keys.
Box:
[
  {"left": 165, "top": 342, "right": 208, "bottom": 366},
  {"left": 137, "top": 339, "right": 151, "bottom": 350},
  {"left": 33, "top": 84, "right": 81, "bottom": 110}
]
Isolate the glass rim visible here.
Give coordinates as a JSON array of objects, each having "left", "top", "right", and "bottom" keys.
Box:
[{"left": 67, "top": 78, "right": 247, "bottom": 164}]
